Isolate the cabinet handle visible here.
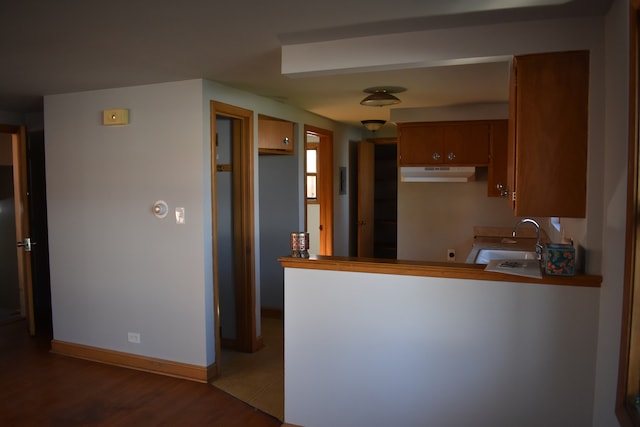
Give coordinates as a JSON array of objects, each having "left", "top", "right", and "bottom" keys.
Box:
[
  {"left": 283, "top": 137, "right": 290, "bottom": 145},
  {"left": 448, "top": 152, "right": 456, "bottom": 161},
  {"left": 432, "top": 152, "right": 441, "bottom": 161},
  {"left": 496, "top": 183, "right": 510, "bottom": 197}
]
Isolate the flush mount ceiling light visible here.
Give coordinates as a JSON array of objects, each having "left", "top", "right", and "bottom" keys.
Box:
[
  {"left": 361, "top": 120, "right": 386, "bottom": 132},
  {"left": 360, "top": 86, "right": 406, "bottom": 107}
]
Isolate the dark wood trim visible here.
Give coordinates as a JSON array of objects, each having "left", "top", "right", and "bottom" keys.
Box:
[
  {"left": 366, "top": 137, "right": 397, "bottom": 145},
  {"left": 51, "top": 340, "right": 216, "bottom": 383},
  {"left": 279, "top": 255, "right": 602, "bottom": 288},
  {"left": 617, "top": 1, "right": 640, "bottom": 425},
  {"left": 261, "top": 307, "right": 283, "bottom": 319},
  {"left": 0, "top": 124, "right": 21, "bottom": 132}
]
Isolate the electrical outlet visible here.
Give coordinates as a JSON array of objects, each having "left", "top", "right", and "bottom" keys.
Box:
[
  {"left": 447, "top": 249, "right": 456, "bottom": 262},
  {"left": 127, "top": 332, "right": 141, "bottom": 344}
]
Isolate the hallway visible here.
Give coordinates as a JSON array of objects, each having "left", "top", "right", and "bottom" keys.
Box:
[{"left": 213, "top": 317, "right": 284, "bottom": 421}]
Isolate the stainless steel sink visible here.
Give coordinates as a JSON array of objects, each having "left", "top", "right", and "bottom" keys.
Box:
[{"left": 474, "top": 249, "right": 538, "bottom": 264}]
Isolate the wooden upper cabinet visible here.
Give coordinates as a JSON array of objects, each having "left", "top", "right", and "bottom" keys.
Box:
[
  {"left": 508, "top": 50, "right": 589, "bottom": 217},
  {"left": 398, "top": 124, "right": 445, "bottom": 165},
  {"left": 487, "top": 120, "right": 509, "bottom": 197},
  {"left": 258, "top": 116, "right": 294, "bottom": 154},
  {"left": 397, "top": 121, "right": 490, "bottom": 166}
]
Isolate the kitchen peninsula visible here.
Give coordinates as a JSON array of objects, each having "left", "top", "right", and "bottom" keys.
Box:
[{"left": 280, "top": 255, "right": 601, "bottom": 427}]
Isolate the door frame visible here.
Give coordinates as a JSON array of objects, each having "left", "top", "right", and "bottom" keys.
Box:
[
  {"left": 1, "top": 125, "right": 34, "bottom": 335},
  {"left": 304, "top": 125, "right": 333, "bottom": 255},
  {"left": 210, "top": 101, "right": 260, "bottom": 360},
  {"left": 617, "top": 1, "right": 640, "bottom": 424}
]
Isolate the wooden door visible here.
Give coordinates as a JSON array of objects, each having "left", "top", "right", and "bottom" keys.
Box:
[
  {"left": 357, "top": 141, "right": 375, "bottom": 257},
  {"left": 1, "top": 126, "right": 35, "bottom": 335},
  {"left": 507, "top": 61, "right": 518, "bottom": 211},
  {"left": 488, "top": 120, "right": 509, "bottom": 197}
]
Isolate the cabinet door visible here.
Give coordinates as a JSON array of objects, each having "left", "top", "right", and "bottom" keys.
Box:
[
  {"left": 510, "top": 51, "right": 589, "bottom": 217},
  {"left": 258, "top": 118, "right": 294, "bottom": 153},
  {"left": 488, "top": 120, "right": 508, "bottom": 197},
  {"left": 443, "top": 123, "right": 490, "bottom": 165},
  {"left": 398, "top": 124, "right": 445, "bottom": 166}
]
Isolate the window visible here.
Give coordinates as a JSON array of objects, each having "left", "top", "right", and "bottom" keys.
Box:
[{"left": 306, "top": 145, "right": 318, "bottom": 200}]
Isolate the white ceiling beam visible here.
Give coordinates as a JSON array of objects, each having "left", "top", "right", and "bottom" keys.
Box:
[{"left": 281, "top": 16, "right": 600, "bottom": 77}]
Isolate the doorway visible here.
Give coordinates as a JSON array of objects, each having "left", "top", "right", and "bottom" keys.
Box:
[
  {"left": 0, "top": 131, "right": 21, "bottom": 325},
  {"left": 0, "top": 125, "right": 51, "bottom": 336},
  {"left": 351, "top": 138, "right": 398, "bottom": 259},
  {"left": 210, "top": 103, "right": 284, "bottom": 420},
  {"left": 210, "top": 102, "right": 260, "bottom": 356},
  {"left": 304, "top": 126, "right": 333, "bottom": 255}
]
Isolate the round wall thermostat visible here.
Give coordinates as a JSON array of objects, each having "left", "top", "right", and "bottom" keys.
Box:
[{"left": 152, "top": 200, "right": 168, "bottom": 219}]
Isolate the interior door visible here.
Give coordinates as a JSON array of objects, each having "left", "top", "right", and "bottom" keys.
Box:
[
  {"left": 357, "top": 141, "right": 375, "bottom": 257},
  {"left": 1, "top": 125, "right": 35, "bottom": 335}
]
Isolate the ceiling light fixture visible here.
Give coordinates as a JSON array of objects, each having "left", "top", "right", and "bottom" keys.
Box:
[
  {"left": 360, "top": 86, "right": 406, "bottom": 107},
  {"left": 361, "top": 120, "right": 386, "bottom": 132}
]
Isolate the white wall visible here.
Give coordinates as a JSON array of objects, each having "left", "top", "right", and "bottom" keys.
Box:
[
  {"left": 397, "top": 172, "right": 521, "bottom": 261},
  {"left": 43, "top": 78, "right": 361, "bottom": 369},
  {"left": 258, "top": 153, "right": 299, "bottom": 309},
  {"left": 45, "top": 80, "right": 214, "bottom": 365},
  {"left": 284, "top": 267, "right": 600, "bottom": 427}
]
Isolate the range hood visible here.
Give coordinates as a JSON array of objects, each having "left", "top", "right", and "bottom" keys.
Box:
[{"left": 400, "top": 166, "right": 476, "bottom": 182}]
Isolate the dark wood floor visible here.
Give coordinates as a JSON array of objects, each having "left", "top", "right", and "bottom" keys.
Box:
[{"left": 0, "top": 319, "right": 282, "bottom": 427}]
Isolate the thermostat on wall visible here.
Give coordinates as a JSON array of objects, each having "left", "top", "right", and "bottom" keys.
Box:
[{"left": 103, "top": 109, "right": 129, "bottom": 126}]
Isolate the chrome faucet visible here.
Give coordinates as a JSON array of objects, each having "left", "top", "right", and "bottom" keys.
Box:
[{"left": 512, "top": 218, "right": 543, "bottom": 261}]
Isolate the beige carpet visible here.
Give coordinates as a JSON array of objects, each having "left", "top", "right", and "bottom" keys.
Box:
[{"left": 212, "top": 317, "right": 284, "bottom": 421}]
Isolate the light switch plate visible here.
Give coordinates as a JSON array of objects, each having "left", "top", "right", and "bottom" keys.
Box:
[
  {"left": 103, "top": 109, "right": 129, "bottom": 125},
  {"left": 175, "top": 207, "right": 185, "bottom": 224}
]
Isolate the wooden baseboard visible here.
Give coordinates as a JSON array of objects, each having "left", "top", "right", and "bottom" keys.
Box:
[
  {"left": 51, "top": 339, "right": 216, "bottom": 383},
  {"left": 261, "top": 306, "right": 283, "bottom": 319}
]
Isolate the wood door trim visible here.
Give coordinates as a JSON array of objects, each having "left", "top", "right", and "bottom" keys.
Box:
[
  {"left": 210, "top": 102, "right": 260, "bottom": 358},
  {"left": 617, "top": 1, "right": 640, "bottom": 425},
  {"left": 304, "top": 125, "right": 333, "bottom": 255}
]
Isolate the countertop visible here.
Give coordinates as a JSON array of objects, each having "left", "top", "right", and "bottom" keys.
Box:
[{"left": 279, "top": 255, "right": 601, "bottom": 288}]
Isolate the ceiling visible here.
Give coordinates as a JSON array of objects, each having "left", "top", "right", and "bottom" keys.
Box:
[{"left": 0, "top": 0, "right": 612, "bottom": 127}]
